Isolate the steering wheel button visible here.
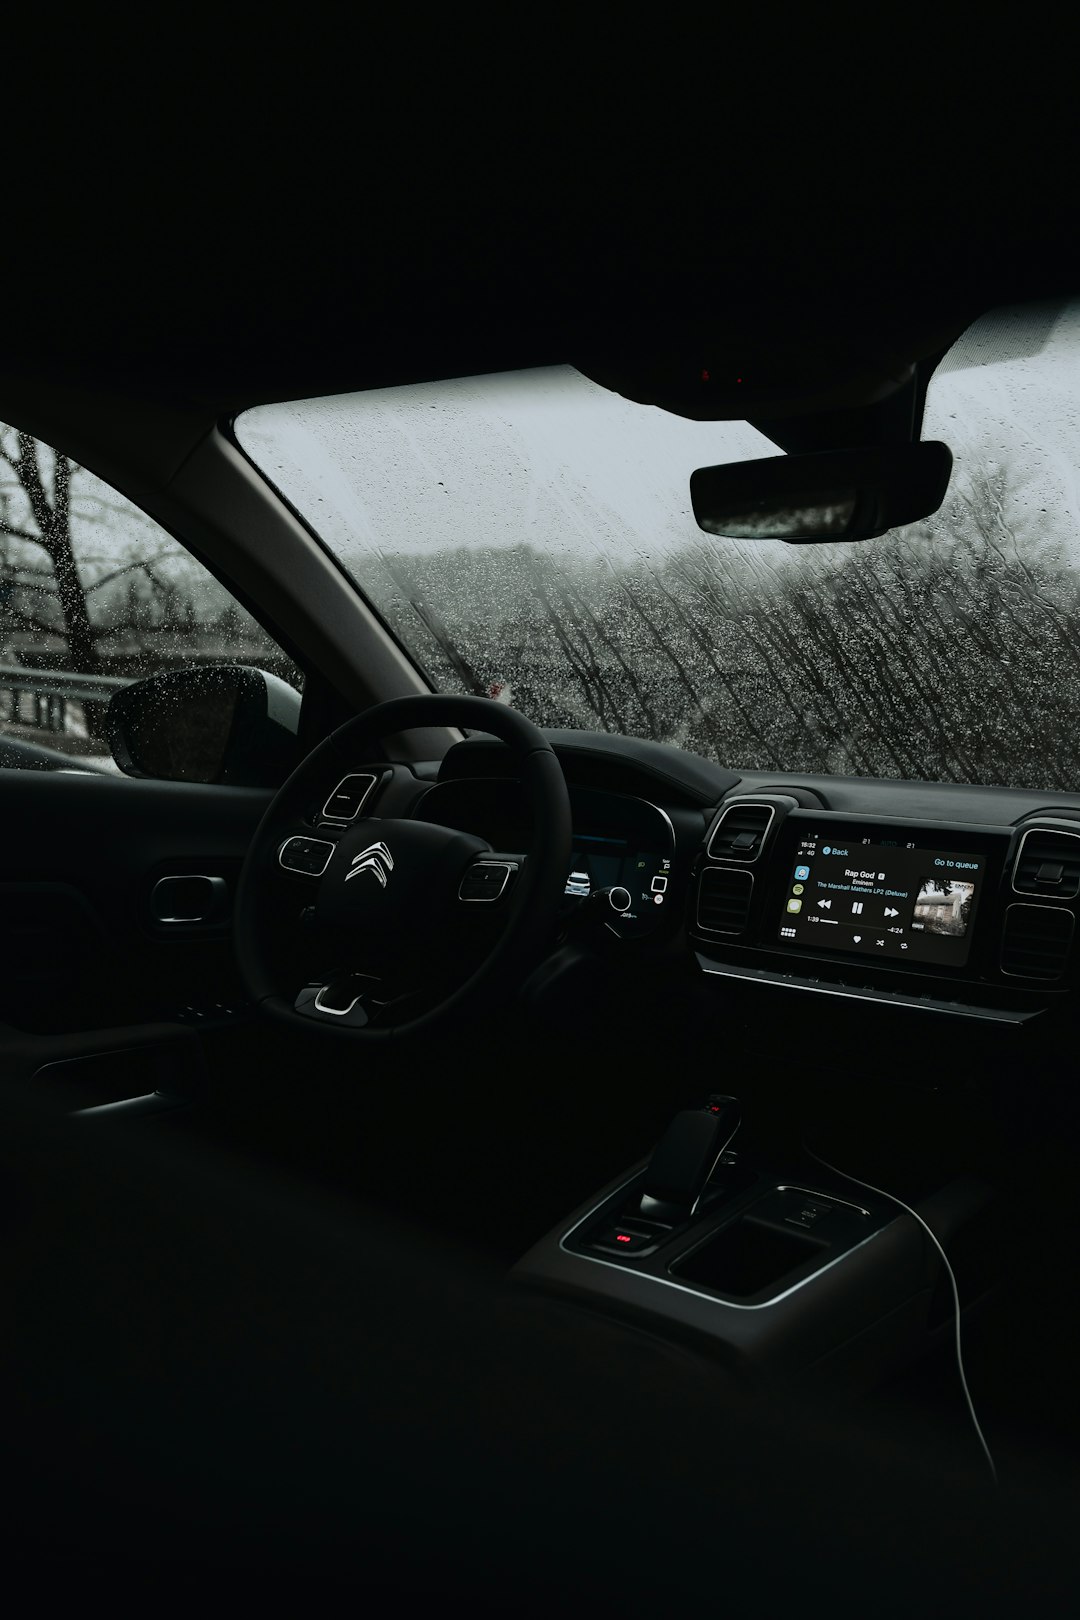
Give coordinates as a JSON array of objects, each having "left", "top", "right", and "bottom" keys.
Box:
[
  {"left": 279, "top": 836, "right": 335, "bottom": 877},
  {"left": 459, "top": 861, "right": 516, "bottom": 901},
  {"left": 322, "top": 773, "right": 378, "bottom": 822}
]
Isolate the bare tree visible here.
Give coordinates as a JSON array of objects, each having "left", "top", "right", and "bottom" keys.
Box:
[
  {"left": 0, "top": 426, "right": 296, "bottom": 687},
  {"left": 0, "top": 430, "right": 99, "bottom": 669},
  {"left": 361, "top": 444, "right": 1080, "bottom": 790}
]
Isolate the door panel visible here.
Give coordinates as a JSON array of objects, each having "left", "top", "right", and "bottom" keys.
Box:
[{"left": 0, "top": 770, "right": 270, "bottom": 1043}]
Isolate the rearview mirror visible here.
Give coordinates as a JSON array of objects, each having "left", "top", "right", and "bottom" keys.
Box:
[
  {"left": 107, "top": 665, "right": 302, "bottom": 787},
  {"left": 690, "top": 441, "right": 953, "bottom": 543}
]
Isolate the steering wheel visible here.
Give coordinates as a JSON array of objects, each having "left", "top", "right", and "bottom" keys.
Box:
[{"left": 233, "top": 695, "right": 572, "bottom": 1042}]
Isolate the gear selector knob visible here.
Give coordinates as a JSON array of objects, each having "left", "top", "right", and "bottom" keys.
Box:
[{"left": 638, "top": 1094, "right": 741, "bottom": 1216}]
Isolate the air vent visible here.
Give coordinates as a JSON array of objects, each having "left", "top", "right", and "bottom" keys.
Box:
[
  {"left": 707, "top": 801, "right": 775, "bottom": 862},
  {"left": 697, "top": 867, "right": 754, "bottom": 935},
  {"left": 1012, "top": 827, "right": 1080, "bottom": 899},
  {"left": 1000, "top": 903, "right": 1074, "bottom": 980}
]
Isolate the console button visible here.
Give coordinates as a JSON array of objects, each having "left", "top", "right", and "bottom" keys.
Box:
[
  {"left": 784, "top": 1200, "right": 834, "bottom": 1229},
  {"left": 591, "top": 1223, "right": 658, "bottom": 1255}
]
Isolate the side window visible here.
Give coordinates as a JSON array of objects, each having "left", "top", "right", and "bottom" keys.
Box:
[{"left": 0, "top": 422, "right": 300, "bottom": 770}]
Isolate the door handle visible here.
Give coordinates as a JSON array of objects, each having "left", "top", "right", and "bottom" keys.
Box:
[{"left": 150, "top": 874, "right": 228, "bottom": 924}]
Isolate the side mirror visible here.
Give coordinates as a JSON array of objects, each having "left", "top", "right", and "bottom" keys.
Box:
[
  {"left": 690, "top": 441, "right": 953, "bottom": 543},
  {"left": 107, "top": 665, "right": 302, "bottom": 787}
]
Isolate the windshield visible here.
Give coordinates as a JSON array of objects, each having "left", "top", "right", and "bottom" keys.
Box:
[{"left": 236, "top": 300, "right": 1080, "bottom": 789}]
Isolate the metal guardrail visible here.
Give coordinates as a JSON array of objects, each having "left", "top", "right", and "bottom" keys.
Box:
[{"left": 0, "top": 663, "right": 133, "bottom": 733}]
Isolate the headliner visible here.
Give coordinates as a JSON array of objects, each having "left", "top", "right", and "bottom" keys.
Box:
[{"left": 1, "top": 59, "right": 1077, "bottom": 421}]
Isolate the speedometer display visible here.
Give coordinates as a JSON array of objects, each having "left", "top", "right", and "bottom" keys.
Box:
[
  {"left": 564, "top": 829, "right": 672, "bottom": 925},
  {"left": 562, "top": 788, "right": 675, "bottom": 935}
]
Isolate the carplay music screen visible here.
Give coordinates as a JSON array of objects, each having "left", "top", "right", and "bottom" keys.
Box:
[{"left": 777, "top": 827, "right": 986, "bottom": 968}]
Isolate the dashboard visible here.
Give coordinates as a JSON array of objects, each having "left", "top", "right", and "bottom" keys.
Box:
[
  {"left": 411, "top": 776, "right": 676, "bottom": 938},
  {"left": 693, "top": 790, "right": 1080, "bottom": 1023},
  {"left": 339, "top": 729, "right": 1080, "bottom": 1027}
]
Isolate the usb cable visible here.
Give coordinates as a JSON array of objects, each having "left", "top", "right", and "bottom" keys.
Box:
[{"left": 802, "top": 1144, "right": 997, "bottom": 1486}]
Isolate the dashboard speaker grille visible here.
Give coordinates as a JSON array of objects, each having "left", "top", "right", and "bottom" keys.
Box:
[
  {"left": 707, "top": 802, "right": 774, "bottom": 861},
  {"left": 697, "top": 867, "right": 753, "bottom": 935},
  {"left": 1000, "top": 903, "right": 1074, "bottom": 980},
  {"left": 1012, "top": 829, "right": 1080, "bottom": 899}
]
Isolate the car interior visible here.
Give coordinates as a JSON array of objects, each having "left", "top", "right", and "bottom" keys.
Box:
[{"left": 3, "top": 51, "right": 1080, "bottom": 1610}]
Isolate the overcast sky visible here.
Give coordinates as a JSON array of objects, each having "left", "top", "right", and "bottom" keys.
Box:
[
  {"left": 237, "top": 299, "right": 1080, "bottom": 574},
  {"left": 238, "top": 366, "right": 776, "bottom": 568}
]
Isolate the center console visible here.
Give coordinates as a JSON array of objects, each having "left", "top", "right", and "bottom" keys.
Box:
[
  {"left": 511, "top": 1092, "right": 993, "bottom": 1396},
  {"left": 515, "top": 787, "right": 1050, "bottom": 1395}
]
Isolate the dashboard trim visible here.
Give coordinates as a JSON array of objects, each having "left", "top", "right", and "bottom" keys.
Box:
[
  {"left": 639, "top": 796, "right": 678, "bottom": 851},
  {"left": 776, "top": 1185, "right": 872, "bottom": 1217},
  {"left": 694, "top": 954, "right": 1043, "bottom": 1023}
]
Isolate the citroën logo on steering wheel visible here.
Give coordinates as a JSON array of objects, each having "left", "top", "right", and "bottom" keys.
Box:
[{"left": 345, "top": 841, "right": 395, "bottom": 888}]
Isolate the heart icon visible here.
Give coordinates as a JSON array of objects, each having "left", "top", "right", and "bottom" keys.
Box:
[{"left": 853, "top": 935, "right": 861, "bottom": 942}]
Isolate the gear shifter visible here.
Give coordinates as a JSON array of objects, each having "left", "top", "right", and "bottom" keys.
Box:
[{"left": 637, "top": 1094, "right": 741, "bottom": 1221}]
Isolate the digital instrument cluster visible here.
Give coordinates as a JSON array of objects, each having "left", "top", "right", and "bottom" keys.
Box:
[
  {"left": 564, "top": 830, "right": 673, "bottom": 931},
  {"left": 561, "top": 786, "right": 676, "bottom": 935}
]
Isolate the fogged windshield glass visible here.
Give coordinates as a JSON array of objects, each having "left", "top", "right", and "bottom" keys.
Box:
[{"left": 236, "top": 301, "right": 1080, "bottom": 789}]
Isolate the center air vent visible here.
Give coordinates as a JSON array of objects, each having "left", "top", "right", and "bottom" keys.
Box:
[
  {"left": 1012, "top": 827, "right": 1080, "bottom": 899},
  {"left": 697, "top": 867, "right": 754, "bottom": 935},
  {"left": 1001, "top": 903, "right": 1075, "bottom": 980},
  {"left": 707, "top": 801, "right": 775, "bottom": 862}
]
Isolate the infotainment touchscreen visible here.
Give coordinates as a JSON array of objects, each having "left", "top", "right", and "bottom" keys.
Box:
[{"left": 777, "top": 829, "right": 986, "bottom": 968}]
